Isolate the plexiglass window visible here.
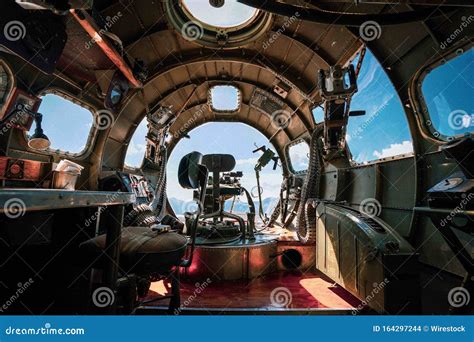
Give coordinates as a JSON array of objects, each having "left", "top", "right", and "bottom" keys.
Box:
[
  {"left": 29, "top": 93, "right": 93, "bottom": 154},
  {"left": 209, "top": 85, "right": 241, "bottom": 112},
  {"left": 346, "top": 49, "right": 413, "bottom": 163},
  {"left": 421, "top": 48, "right": 473, "bottom": 138},
  {"left": 288, "top": 141, "right": 310, "bottom": 173},
  {"left": 181, "top": 0, "right": 257, "bottom": 28},
  {"left": 124, "top": 118, "right": 148, "bottom": 168}
]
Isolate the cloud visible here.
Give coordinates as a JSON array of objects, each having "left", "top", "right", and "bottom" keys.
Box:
[
  {"left": 373, "top": 140, "right": 413, "bottom": 159},
  {"left": 289, "top": 143, "right": 309, "bottom": 169},
  {"left": 126, "top": 140, "right": 146, "bottom": 157},
  {"left": 235, "top": 157, "right": 259, "bottom": 166}
]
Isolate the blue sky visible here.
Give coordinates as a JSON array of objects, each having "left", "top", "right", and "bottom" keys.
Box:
[
  {"left": 182, "top": 0, "right": 257, "bottom": 28},
  {"left": 31, "top": 94, "right": 93, "bottom": 154},
  {"left": 127, "top": 121, "right": 285, "bottom": 202},
  {"left": 422, "top": 48, "right": 473, "bottom": 137}
]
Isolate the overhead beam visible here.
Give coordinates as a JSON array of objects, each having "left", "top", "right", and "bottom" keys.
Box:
[{"left": 70, "top": 9, "right": 143, "bottom": 88}]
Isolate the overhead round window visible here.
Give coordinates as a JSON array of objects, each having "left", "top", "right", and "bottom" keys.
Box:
[
  {"left": 165, "top": 0, "right": 272, "bottom": 49},
  {"left": 181, "top": 0, "right": 258, "bottom": 28}
]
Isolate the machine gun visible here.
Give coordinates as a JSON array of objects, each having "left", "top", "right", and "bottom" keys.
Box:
[
  {"left": 253, "top": 145, "right": 279, "bottom": 224},
  {"left": 318, "top": 62, "right": 365, "bottom": 159}
]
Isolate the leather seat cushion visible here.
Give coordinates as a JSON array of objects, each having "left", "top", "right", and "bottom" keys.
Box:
[{"left": 81, "top": 227, "right": 188, "bottom": 273}]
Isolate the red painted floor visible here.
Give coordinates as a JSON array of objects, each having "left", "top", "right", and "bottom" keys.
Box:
[{"left": 146, "top": 271, "right": 361, "bottom": 309}]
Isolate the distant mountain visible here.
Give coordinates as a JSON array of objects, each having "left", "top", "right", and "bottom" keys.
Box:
[{"left": 169, "top": 196, "right": 278, "bottom": 215}]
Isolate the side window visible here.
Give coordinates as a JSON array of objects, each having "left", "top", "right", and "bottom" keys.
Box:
[
  {"left": 124, "top": 118, "right": 148, "bottom": 168},
  {"left": 29, "top": 93, "right": 93, "bottom": 154},
  {"left": 346, "top": 49, "right": 413, "bottom": 163},
  {"left": 312, "top": 106, "right": 324, "bottom": 124},
  {"left": 421, "top": 47, "right": 473, "bottom": 138},
  {"left": 288, "top": 140, "right": 309, "bottom": 173}
]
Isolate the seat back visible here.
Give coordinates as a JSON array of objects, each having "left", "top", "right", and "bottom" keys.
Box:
[
  {"left": 178, "top": 151, "right": 204, "bottom": 189},
  {"left": 177, "top": 151, "right": 209, "bottom": 267},
  {"left": 201, "top": 154, "right": 236, "bottom": 173}
]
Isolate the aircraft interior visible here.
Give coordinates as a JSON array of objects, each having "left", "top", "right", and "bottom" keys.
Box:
[{"left": 0, "top": 0, "right": 473, "bottom": 316}]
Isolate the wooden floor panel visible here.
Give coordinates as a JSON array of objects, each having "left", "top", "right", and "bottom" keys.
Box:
[{"left": 146, "top": 271, "right": 361, "bottom": 309}]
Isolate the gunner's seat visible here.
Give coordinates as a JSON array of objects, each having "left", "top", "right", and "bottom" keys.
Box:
[
  {"left": 193, "top": 154, "right": 246, "bottom": 243},
  {"left": 81, "top": 227, "right": 188, "bottom": 275},
  {"left": 81, "top": 151, "right": 209, "bottom": 313}
]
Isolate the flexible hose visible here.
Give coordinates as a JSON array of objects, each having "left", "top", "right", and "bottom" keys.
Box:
[
  {"left": 296, "top": 125, "right": 324, "bottom": 244},
  {"left": 237, "top": 0, "right": 445, "bottom": 26},
  {"left": 151, "top": 147, "right": 168, "bottom": 218}
]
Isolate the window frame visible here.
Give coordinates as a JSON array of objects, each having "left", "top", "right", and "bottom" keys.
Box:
[
  {"left": 208, "top": 83, "right": 242, "bottom": 115},
  {"left": 24, "top": 88, "right": 97, "bottom": 158},
  {"left": 165, "top": 1, "right": 272, "bottom": 49},
  {"left": 0, "top": 59, "right": 15, "bottom": 118},
  {"left": 414, "top": 43, "right": 473, "bottom": 141},
  {"left": 344, "top": 48, "right": 413, "bottom": 164},
  {"left": 285, "top": 138, "right": 310, "bottom": 174}
]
